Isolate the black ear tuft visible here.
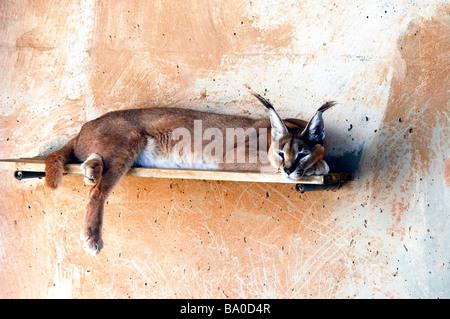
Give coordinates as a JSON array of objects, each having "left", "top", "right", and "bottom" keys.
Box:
[
  {"left": 317, "top": 101, "right": 337, "bottom": 113},
  {"left": 251, "top": 91, "right": 288, "bottom": 140},
  {"left": 250, "top": 91, "right": 275, "bottom": 111}
]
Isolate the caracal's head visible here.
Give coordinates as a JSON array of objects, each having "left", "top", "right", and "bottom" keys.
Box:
[{"left": 252, "top": 92, "right": 336, "bottom": 180}]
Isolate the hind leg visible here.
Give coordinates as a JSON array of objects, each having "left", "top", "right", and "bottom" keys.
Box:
[{"left": 80, "top": 154, "right": 103, "bottom": 185}]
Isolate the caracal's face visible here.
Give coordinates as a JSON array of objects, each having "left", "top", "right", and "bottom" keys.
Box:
[{"left": 268, "top": 132, "right": 323, "bottom": 180}]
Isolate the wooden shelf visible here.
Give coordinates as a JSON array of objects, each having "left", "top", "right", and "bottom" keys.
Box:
[{"left": 0, "top": 157, "right": 353, "bottom": 188}]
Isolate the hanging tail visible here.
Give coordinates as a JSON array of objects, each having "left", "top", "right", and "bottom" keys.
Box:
[{"left": 45, "top": 137, "right": 77, "bottom": 189}]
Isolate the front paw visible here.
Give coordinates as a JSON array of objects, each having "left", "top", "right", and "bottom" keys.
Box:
[
  {"left": 82, "top": 164, "right": 103, "bottom": 185},
  {"left": 80, "top": 227, "right": 104, "bottom": 256},
  {"left": 81, "top": 154, "right": 103, "bottom": 186},
  {"left": 304, "top": 160, "right": 330, "bottom": 176}
]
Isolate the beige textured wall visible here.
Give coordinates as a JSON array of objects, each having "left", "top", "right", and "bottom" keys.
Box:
[{"left": 0, "top": 0, "right": 448, "bottom": 298}]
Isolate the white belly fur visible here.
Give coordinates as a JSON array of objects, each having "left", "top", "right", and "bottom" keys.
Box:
[{"left": 133, "top": 139, "right": 218, "bottom": 170}]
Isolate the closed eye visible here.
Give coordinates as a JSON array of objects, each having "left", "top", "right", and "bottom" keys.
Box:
[
  {"left": 296, "top": 151, "right": 309, "bottom": 159},
  {"left": 277, "top": 151, "right": 285, "bottom": 160}
]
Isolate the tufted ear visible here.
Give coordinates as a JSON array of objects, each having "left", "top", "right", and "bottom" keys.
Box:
[
  {"left": 302, "top": 101, "right": 336, "bottom": 145},
  {"left": 251, "top": 92, "right": 288, "bottom": 140}
]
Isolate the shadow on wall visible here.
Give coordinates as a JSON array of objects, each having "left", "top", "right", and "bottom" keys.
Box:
[
  {"left": 324, "top": 133, "right": 363, "bottom": 174},
  {"left": 325, "top": 150, "right": 363, "bottom": 174},
  {"left": 322, "top": 106, "right": 365, "bottom": 175}
]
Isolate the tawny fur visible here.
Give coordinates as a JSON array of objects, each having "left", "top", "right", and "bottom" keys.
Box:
[
  {"left": 45, "top": 137, "right": 77, "bottom": 189},
  {"left": 45, "top": 98, "right": 335, "bottom": 255}
]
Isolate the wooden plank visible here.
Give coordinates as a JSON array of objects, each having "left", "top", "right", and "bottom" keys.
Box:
[
  {"left": 126, "top": 167, "right": 324, "bottom": 184},
  {"left": 0, "top": 157, "right": 352, "bottom": 185}
]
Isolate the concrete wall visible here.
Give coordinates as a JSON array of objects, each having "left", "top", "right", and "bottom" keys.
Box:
[{"left": 0, "top": 0, "right": 448, "bottom": 298}]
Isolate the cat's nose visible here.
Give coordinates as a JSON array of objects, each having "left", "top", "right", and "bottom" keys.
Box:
[{"left": 283, "top": 167, "right": 292, "bottom": 175}]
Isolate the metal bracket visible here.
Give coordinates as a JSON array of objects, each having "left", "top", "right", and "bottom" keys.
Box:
[
  {"left": 295, "top": 182, "right": 343, "bottom": 193},
  {"left": 14, "top": 171, "right": 46, "bottom": 180},
  {"left": 295, "top": 172, "right": 353, "bottom": 193}
]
